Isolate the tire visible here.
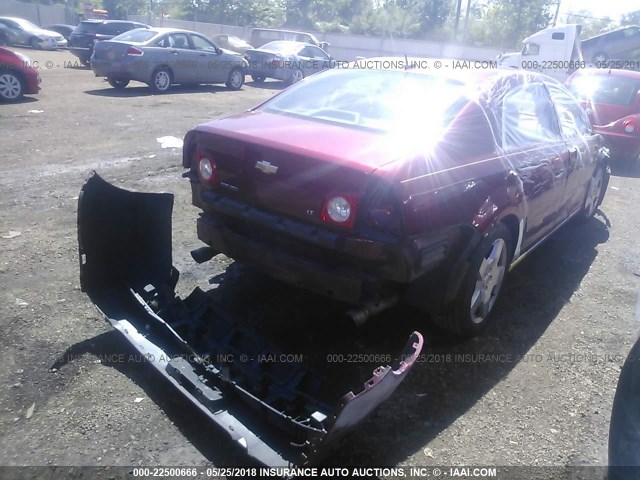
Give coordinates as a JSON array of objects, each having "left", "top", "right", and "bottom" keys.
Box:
[
  {"left": 148, "top": 67, "right": 172, "bottom": 93},
  {"left": 592, "top": 51, "right": 608, "bottom": 64},
  {"left": 226, "top": 67, "right": 244, "bottom": 90},
  {"left": 0, "top": 70, "right": 24, "bottom": 101},
  {"left": 29, "top": 37, "right": 41, "bottom": 50},
  {"left": 578, "top": 163, "right": 609, "bottom": 221},
  {"left": 107, "top": 77, "right": 129, "bottom": 89},
  {"left": 286, "top": 68, "right": 304, "bottom": 86},
  {"left": 433, "top": 222, "right": 513, "bottom": 337},
  {"left": 251, "top": 74, "right": 265, "bottom": 83},
  {"left": 608, "top": 336, "right": 640, "bottom": 473}
]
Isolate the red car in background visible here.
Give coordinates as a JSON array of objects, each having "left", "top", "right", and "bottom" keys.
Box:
[
  {"left": 567, "top": 68, "right": 640, "bottom": 168},
  {"left": 0, "top": 46, "right": 39, "bottom": 101}
]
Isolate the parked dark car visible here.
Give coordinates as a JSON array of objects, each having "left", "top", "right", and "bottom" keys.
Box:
[
  {"left": 91, "top": 27, "right": 247, "bottom": 92},
  {"left": 0, "top": 46, "right": 40, "bottom": 101},
  {"left": 581, "top": 25, "right": 640, "bottom": 64},
  {"left": 68, "top": 19, "right": 148, "bottom": 64},
  {"left": 42, "top": 24, "right": 75, "bottom": 41},
  {"left": 181, "top": 67, "right": 608, "bottom": 337},
  {"left": 245, "top": 40, "right": 333, "bottom": 85},
  {"left": 567, "top": 68, "right": 640, "bottom": 167},
  {"left": 249, "top": 27, "right": 329, "bottom": 51}
]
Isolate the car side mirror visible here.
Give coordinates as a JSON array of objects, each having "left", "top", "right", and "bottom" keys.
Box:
[{"left": 215, "top": 46, "right": 222, "bottom": 55}]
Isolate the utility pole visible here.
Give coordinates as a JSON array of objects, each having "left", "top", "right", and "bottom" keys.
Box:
[
  {"left": 148, "top": 0, "right": 152, "bottom": 25},
  {"left": 553, "top": 0, "right": 561, "bottom": 26}
]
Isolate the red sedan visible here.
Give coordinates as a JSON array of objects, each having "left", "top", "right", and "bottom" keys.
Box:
[
  {"left": 183, "top": 67, "right": 608, "bottom": 337},
  {"left": 0, "top": 46, "right": 40, "bottom": 101},
  {"left": 567, "top": 68, "right": 640, "bottom": 168}
]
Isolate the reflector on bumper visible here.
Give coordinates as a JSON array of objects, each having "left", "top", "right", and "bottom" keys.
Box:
[{"left": 77, "top": 173, "right": 423, "bottom": 466}]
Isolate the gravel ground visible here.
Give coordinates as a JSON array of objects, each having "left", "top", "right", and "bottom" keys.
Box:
[{"left": 0, "top": 47, "right": 639, "bottom": 478}]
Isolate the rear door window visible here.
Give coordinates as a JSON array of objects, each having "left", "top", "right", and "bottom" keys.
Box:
[
  {"left": 501, "top": 83, "right": 562, "bottom": 149},
  {"left": 545, "top": 83, "right": 592, "bottom": 137},
  {"left": 167, "top": 33, "right": 191, "bottom": 49}
]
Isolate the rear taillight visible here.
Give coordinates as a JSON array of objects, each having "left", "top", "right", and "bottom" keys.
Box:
[
  {"left": 195, "top": 149, "right": 217, "bottom": 185},
  {"left": 126, "top": 46, "right": 144, "bottom": 56},
  {"left": 623, "top": 119, "right": 639, "bottom": 133},
  {"left": 321, "top": 195, "right": 358, "bottom": 228}
]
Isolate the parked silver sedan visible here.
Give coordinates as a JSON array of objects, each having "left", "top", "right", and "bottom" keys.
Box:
[
  {"left": 91, "top": 27, "right": 247, "bottom": 93},
  {"left": 0, "top": 17, "right": 67, "bottom": 50}
]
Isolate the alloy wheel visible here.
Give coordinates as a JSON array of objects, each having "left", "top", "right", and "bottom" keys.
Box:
[
  {"left": 470, "top": 238, "right": 507, "bottom": 324},
  {"left": 0, "top": 73, "right": 22, "bottom": 100},
  {"left": 154, "top": 71, "right": 170, "bottom": 91},
  {"left": 584, "top": 168, "right": 604, "bottom": 217}
]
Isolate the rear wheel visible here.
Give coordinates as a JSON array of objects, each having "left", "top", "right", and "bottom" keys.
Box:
[
  {"left": 251, "top": 74, "right": 265, "bottom": 83},
  {"left": 226, "top": 67, "right": 244, "bottom": 90},
  {"left": 0, "top": 70, "right": 24, "bottom": 101},
  {"left": 107, "top": 77, "right": 129, "bottom": 89},
  {"left": 578, "top": 164, "right": 608, "bottom": 221},
  {"left": 287, "top": 68, "right": 304, "bottom": 85},
  {"left": 433, "top": 222, "right": 512, "bottom": 337},
  {"left": 149, "top": 67, "right": 172, "bottom": 93}
]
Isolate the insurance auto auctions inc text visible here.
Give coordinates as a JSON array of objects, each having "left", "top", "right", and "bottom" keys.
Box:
[{"left": 254, "top": 466, "right": 497, "bottom": 477}]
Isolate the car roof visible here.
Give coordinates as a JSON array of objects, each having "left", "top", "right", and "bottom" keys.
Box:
[
  {"left": 259, "top": 40, "right": 315, "bottom": 47},
  {"left": 583, "top": 25, "right": 640, "bottom": 41},
  {"left": 144, "top": 27, "right": 203, "bottom": 35},
  {"left": 0, "top": 17, "right": 33, "bottom": 22},
  {"left": 80, "top": 19, "right": 142, "bottom": 24},
  {"left": 252, "top": 28, "right": 314, "bottom": 35},
  {"left": 569, "top": 68, "right": 640, "bottom": 80}
]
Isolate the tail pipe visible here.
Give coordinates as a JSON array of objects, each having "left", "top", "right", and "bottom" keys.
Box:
[{"left": 347, "top": 296, "right": 399, "bottom": 327}]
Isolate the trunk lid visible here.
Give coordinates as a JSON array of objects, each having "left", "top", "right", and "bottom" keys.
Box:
[
  {"left": 188, "top": 111, "right": 404, "bottom": 224},
  {"left": 92, "top": 40, "right": 133, "bottom": 60}
]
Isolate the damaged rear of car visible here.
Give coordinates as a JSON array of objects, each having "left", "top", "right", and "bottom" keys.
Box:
[{"left": 77, "top": 173, "right": 423, "bottom": 466}]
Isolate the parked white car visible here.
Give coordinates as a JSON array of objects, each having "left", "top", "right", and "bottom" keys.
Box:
[{"left": 0, "top": 17, "right": 67, "bottom": 50}]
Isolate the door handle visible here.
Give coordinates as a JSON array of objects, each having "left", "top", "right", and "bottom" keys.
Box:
[
  {"left": 199, "top": 53, "right": 207, "bottom": 57},
  {"left": 171, "top": 50, "right": 178, "bottom": 55}
]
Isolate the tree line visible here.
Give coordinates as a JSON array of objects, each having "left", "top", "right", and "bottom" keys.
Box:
[{"left": 27, "top": 0, "right": 640, "bottom": 49}]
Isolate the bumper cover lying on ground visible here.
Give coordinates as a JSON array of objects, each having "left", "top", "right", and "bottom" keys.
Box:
[{"left": 77, "top": 173, "right": 423, "bottom": 466}]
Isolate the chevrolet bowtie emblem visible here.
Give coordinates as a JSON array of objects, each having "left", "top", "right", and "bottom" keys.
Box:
[{"left": 255, "top": 160, "right": 278, "bottom": 174}]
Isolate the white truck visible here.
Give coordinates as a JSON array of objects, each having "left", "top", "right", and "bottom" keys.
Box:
[{"left": 497, "top": 24, "right": 584, "bottom": 81}]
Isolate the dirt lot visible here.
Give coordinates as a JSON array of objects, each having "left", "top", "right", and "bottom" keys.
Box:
[{"left": 1, "top": 47, "right": 640, "bottom": 476}]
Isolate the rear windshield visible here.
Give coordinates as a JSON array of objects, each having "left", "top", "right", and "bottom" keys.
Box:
[
  {"left": 260, "top": 69, "right": 468, "bottom": 132},
  {"left": 99, "top": 23, "right": 133, "bottom": 35},
  {"left": 259, "top": 41, "right": 301, "bottom": 54},
  {"left": 568, "top": 74, "right": 640, "bottom": 106},
  {"left": 75, "top": 22, "right": 102, "bottom": 34},
  {"left": 113, "top": 29, "right": 156, "bottom": 43}
]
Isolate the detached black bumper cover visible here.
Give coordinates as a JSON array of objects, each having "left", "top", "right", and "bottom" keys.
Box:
[{"left": 77, "top": 173, "right": 424, "bottom": 466}]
